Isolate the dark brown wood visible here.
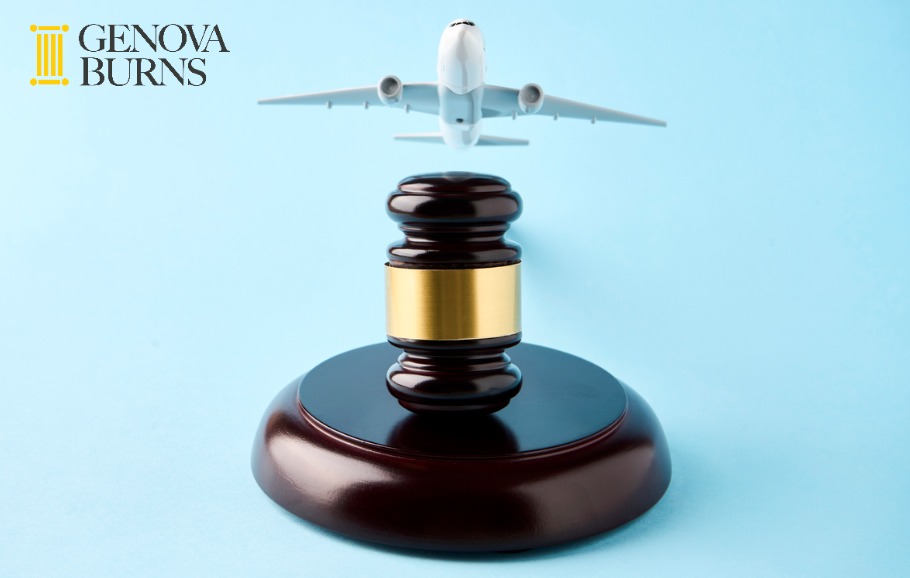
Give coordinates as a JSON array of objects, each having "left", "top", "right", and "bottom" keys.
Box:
[
  {"left": 252, "top": 343, "right": 671, "bottom": 552},
  {"left": 386, "top": 334, "right": 522, "bottom": 414},
  {"left": 386, "top": 173, "right": 524, "bottom": 414},
  {"left": 299, "top": 343, "right": 628, "bottom": 453},
  {"left": 387, "top": 172, "right": 522, "bottom": 268}
]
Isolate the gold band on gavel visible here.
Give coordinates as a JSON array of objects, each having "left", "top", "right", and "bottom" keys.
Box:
[{"left": 385, "top": 263, "right": 521, "bottom": 341}]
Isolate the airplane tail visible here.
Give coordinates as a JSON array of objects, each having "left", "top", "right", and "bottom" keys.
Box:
[
  {"left": 393, "top": 133, "right": 529, "bottom": 146},
  {"left": 476, "top": 135, "right": 529, "bottom": 146},
  {"left": 393, "top": 133, "right": 446, "bottom": 144}
]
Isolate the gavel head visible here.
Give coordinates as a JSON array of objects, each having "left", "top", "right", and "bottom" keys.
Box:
[{"left": 385, "top": 173, "right": 524, "bottom": 414}]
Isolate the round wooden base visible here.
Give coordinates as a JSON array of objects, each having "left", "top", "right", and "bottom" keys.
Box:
[{"left": 251, "top": 343, "right": 671, "bottom": 552}]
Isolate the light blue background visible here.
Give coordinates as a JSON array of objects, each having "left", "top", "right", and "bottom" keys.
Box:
[{"left": 2, "top": 1, "right": 908, "bottom": 576}]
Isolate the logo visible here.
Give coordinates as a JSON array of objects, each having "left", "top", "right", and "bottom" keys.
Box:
[
  {"left": 30, "top": 24, "right": 69, "bottom": 86},
  {"left": 29, "top": 23, "right": 230, "bottom": 87}
]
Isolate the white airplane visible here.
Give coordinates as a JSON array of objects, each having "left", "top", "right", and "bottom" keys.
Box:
[{"left": 259, "top": 19, "right": 666, "bottom": 149}]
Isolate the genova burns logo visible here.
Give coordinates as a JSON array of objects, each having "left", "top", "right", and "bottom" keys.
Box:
[
  {"left": 30, "top": 24, "right": 69, "bottom": 86},
  {"left": 29, "top": 24, "right": 229, "bottom": 87}
]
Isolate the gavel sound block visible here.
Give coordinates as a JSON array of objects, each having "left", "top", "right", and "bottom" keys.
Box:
[{"left": 251, "top": 173, "right": 671, "bottom": 552}]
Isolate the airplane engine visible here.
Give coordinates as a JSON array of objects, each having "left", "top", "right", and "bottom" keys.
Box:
[
  {"left": 518, "top": 83, "right": 544, "bottom": 114},
  {"left": 377, "top": 75, "right": 403, "bottom": 105}
]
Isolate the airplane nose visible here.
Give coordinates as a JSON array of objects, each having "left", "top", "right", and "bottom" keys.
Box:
[
  {"left": 437, "top": 20, "right": 484, "bottom": 94},
  {"left": 455, "top": 26, "right": 477, "bottom": 48}
]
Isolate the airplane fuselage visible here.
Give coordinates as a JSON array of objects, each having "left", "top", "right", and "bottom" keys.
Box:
[{"left": 436, "top": 20, "right": 485, "bottom": 148}]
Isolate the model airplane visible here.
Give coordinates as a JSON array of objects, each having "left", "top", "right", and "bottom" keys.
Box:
[{"left": 259, "top": 19, "right": 666, "bottom": 149}]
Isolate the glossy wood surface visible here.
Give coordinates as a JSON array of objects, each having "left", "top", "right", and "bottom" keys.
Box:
[
  {"left": 252, "top": 343, "right": 671, "bottom": 552},
  {"left": 386, "top": 173, "right": 524, "bottom": 413},
  {"left": 386, "top": 172, "right": 522, "bottom": 268},
  {"left": 303, "top": 343, "right": 627, "bottom": 454}
]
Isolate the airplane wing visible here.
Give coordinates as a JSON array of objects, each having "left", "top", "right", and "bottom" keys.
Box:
[
  {"left": 481, "top": 85, "right": 666, "bottom": 126},
  {"left": 258, "top": 83, "right": 440, "bottom": 115}
]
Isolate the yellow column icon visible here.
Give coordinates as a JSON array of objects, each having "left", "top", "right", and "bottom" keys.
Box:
[{"left": 30, "top": 24, "right": 69, "bottom": 86}]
